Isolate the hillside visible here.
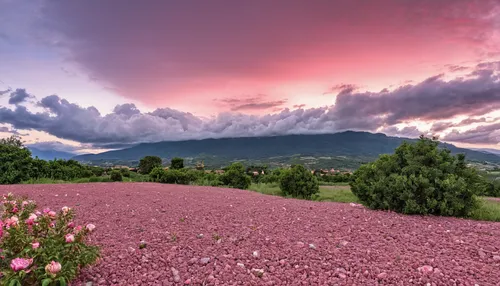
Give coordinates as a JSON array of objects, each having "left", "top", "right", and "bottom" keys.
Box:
[
  {"left": 73, "top": 131, "right": 500, "bottom": 166},
  {"left": 29, "top": 147, "right": 75, "bottom": 161}
]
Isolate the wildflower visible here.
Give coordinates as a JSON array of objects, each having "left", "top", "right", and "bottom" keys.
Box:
[
  {"left": 67, "top": 221, "right": 75, "bottom": 228},
  {"left": 25, "top": 213, "right": 38, "bottom": 225},
  {"left": 10, "top": 258, "right": 33, "bottom": 272},
  {"left": 5, "top": 216, "right": 19, "bottom": 228},
  {"left": 12, "top": 206, "right": 18, "bottom": 213},
  {"left": 75, "top": 225, "right": 83, "bottom": 233},
  {"left": 45, "top": 261, "right": 62, "bottom": 275},
  {"left": 43, "top": 208, "right": 51, "bottom": 214},
  {"left": 49, "top": 222, "right": 55, "bottom": 228},
  {"left": 48, "top": 211, "right": 57, "bottom": 218},
  {"left": 62, "top": 206, "right": 70, "bottom": 215},
  {"left": 32, "top": 242, "right": 40, "bottom": 249},
  {"left": 86, "top": 223, "right": 96, "bottom": 232},
  {"left": 35, "top": 210, "right": 42, "bottom": 216},
  {"left": 22, "top": 201, "right": 29, "bottom": 206},
  {"left": 65, "top": 233, "right": 75, "bottom": 243}
]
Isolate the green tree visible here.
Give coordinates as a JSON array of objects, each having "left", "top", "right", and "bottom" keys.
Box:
[
  {"left": 149, "top": 166, "right": 167, "bottom": 182},
  {"left": 350, "top": 136, "right": 483, "bottom": 217},
  {"left": 109, "top": 170, "right": 123, "bottom": 182},
  {"left": 171, "top": 157, "right": 184, "bottom": 170},
  {"left": 220, "top": 163, "right": 251, "bottom": 189},
  {"left": 279, "top": 165, "right": 319, "bottom": 199},
  {"left": 138, "top": 156, "right": 162, "bottom": 174},
  {"left": 0, "top": 139, "right": 33, "bottom": 184}
]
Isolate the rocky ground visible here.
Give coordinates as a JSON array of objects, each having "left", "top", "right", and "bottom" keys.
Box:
[{"left": 3, "top": 183, "right": 500, "bottom": 285}]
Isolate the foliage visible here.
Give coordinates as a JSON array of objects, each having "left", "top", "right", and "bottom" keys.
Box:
[
  {"left": 119, "top": 168, "right": 131, "bottom": 177},
  {"left": 170, "top": 157, "right": 184, "bottom": 170},
  {"left": 220, "top": 163, "right": 251, "bottom": 189},
  {"left": 279, "top": 165, "right": 319, "bottom": 199},
  {"left": 350, "top": 136, "right": 484, "bottom": 217},
  {"left": 0, "top": 142, "right": 33, "bottom": 184},
  {"left": 109, "top": 170, "right": 123, "bottom": 182},
  {"left": 161, "top": 170, "right": 189, "bottom": 184},
  {"left": 0, "top": 193, "right": 100, "bottom": 285},
  {"left": 149, "top": 167, "right": 167, "bottom": 182},
  {"left": 138, "top": 156, "right": 162, "bottom": 174}
]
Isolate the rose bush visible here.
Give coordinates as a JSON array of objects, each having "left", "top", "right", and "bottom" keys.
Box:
[{"left": 0, "top": 193, "right": 100, "bottom": 286}]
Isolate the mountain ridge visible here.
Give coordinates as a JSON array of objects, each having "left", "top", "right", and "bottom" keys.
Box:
[{"left": 72, "top": 131, "right": 500, "bottom": 165}]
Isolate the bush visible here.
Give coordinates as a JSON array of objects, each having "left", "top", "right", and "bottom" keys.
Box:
[
  {"left": 0, "top": 193, "right": 100, "bottom": 285},
  {"left": 120, "top": 168, "right": 131, "bottom": 177},
  {"left": 350, "top": 136, "right": 484, "bottom": 217},
  {"left": 220, "top": 163, "right": 251, "bottom": 189},
  {"left": 138, "top": 156, "right": 162, "bottom": 174},
  {"left": 149, "top": 167, "right": 167, "bottom": 182},
  {"left": 109, "top": 170, "right": 123, "bottom": 182},
  {"left": 279, "top": 165, "right": 319, "bottom": 199},
  {"left": 170, "top": 157, "right": 184, "bottom": 170},
  {"left": 0, "top": 142, "right": 33, "bottom": 184},
  {"left": 161, "top": 170, "right": 189, "bottom": 184}
]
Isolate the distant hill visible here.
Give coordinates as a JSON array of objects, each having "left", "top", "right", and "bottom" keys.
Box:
[
  {"left": 72, "top": 131, "right": 500, "bottom": 165},
  {"left": 472, "top": 148, "right": 500, "bottom": 156},
  {"left": 29, "top": 147, "right": 75, "bottom": 161}
]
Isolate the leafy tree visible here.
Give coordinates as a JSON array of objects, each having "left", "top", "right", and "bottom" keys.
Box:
[
  {"left": 220, "top": 163, "right": 251, "bottom": 189},
  {"left": 161, "top": 169, "right": 189, "bottom": 184},
  {"left": 138, "top": 156, "right": 162, "bottom": 174},
  {"left": 350, "top": 136, "right": 484, "bottom": 217},
  {"left": 279, "top": 165, "right": 319, "bottom": 199},
  {"left": 0, "top": 141, "right": 33, "bottom": 184},
  {"left": 171, "top": 157, "right": 184, "bottom": 169},
  {"left": 120, "top": 167, "right": 131, "bottom": 177},
  {"left": 0, "top": 135, "right": 24, "bottom": 148},
  {"left": 149, "top": 167, "right": 167, "bottom": 182},
  {"left": 109, "top": 170, "right": 123, "bottom": 182}
]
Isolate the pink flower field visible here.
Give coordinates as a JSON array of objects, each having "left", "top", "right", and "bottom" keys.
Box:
[{"left": 2, "top": 183, "right": 499, "bottom": 285}]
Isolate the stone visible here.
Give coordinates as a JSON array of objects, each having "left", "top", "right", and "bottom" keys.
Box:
[
  {"left": 200, "top": 257, "right": 210, "bottom": 265},
  {"left": 377, "top": 272, "right": 388, "bottom": 279}
]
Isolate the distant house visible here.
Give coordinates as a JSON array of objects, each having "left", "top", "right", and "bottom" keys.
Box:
[{"left": 252, "top": 171, "right": 259, "bottom": 176}]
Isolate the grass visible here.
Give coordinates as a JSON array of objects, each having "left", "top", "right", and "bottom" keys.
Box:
[{"left": 249, "top": 182, "right": 500, "bottom": 222}]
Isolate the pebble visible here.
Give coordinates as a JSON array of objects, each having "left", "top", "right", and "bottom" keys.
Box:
[
  {"left": 252, "top": 251, "right": 259, "bottom": 257},
  {"left": 309, "top": 243, "right": 316, "bottom": 250},
  {"left": 184, "top": 279, "right": 191, "bottom": 284},
  {"left": 493, "top": 256, "right": 500, "bottom": 261},
  {"left": 237, "top": 263, "right": 245, "bottom": 268},
  {"left": 200, "top": 257, "right": 210, "bottom": 265},
  {"left": 418, "top": 265, "right": 434, "bottom": 274},
  {"left": 377, "top": 272, "right": 388, "bottom": 279}
]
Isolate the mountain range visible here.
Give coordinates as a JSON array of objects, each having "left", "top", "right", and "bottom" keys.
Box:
[
  {"left": 29, "top": 147, "right": 75, "bottom": 161},
  {"left": 72, "top": 131, "right": 500, "bottom": 167}
]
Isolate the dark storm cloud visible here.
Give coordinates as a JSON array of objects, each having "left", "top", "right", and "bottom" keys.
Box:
[
  {"left": 443, "top": 122, "right": 500, "bottom": 145},
  {"left": 218, "top": 95, "right": 287, "bottom": 112},
  {"left": 8, "top": 89, "right": 32, "bottom": 105},
  {"left": 0, "top": 62, "right": 499, "bottom": 146}
]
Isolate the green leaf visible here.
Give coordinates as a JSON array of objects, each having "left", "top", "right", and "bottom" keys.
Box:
[
  {"left": 42, "top": 278, "right": 52, "bottom": 286},
  {"left": 58, "top": 277, "right": 67, "bottom": 286}
]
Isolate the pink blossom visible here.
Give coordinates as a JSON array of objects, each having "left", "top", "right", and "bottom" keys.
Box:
[
  {"left": 75, "top": 225, "right": 83, "bottom": 233},
  {"left": 10, "top": 258, "right": 33, "bottom": 272},
  {"left": 43, "top": 208, "right": 51, "bottom": 214},
  {"left": 35, "top": 210, "right": 42, "bottom": 216},
  {"left": 32, "top": 242, "right": 40, "bottom": 249},
  {"left": 45, "top": 261, "right": 62, "bottom": 275},
  {"left": 61, "top": 206, "right": 70, "bottom": 215},
  {"left": 67, "top": 222, "right": 75, "bottom": 228},
  {"left": 22, "top": 201, "right": 28, "bottom": 206},
  {"left": 86, "top": 223, "right": 96, "bottom": 232},
  {"left": 11, "top": 206, "right": 18, "bottom": 213},
  {"left": 49, "top": 222, "right": 55, "bottom": 228},
  {"left": 65, "top": 233, "right": 75, "bottom": 243},
  {"left": 5, "top": 216, "right": 19, "bottom": 228},
  {"left": 48, "top": 211, "right": 57, "bottom": 218},
  {"left": 29, "top": 213, "right": 37, "bottom": 220}
]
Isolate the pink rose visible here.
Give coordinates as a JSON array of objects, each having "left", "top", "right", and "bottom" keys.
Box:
[
  {"left": 11, "top": 206, "right": 18, "bottom": 213},
  {"left": 29, "top": 213, "right": 37, "bottom": 220},
  {"left": 10, "top": 258, "right": 33, "bottom": 272},
  {"left": 75, "top": 225, "right": 83, "bottom": 233},
  {"left": 45, "top": 261, "right": 62, "bottom": 275},
  {"left": 61, "top": 206, "right": 70, "bottom": 215},
  {"left": 5, "top": 216, "right": 19, "bottom": 228},
  {"left": 86, "top": 223, "right": 96, "bottom": 232},
  {"left": 65, "top": 233, "right": 75, "bottom": 243},
  {"left": 22, "top": 201, "right": 28, "bottom": 206},
  {"left": 43, "top": 208, "right": 51, "bottom": 214},
  {"left": 35, "top": 210, "right": 42, "bottom": 216},
  {"left": 32, "top": 242, "right": 40, "bottom": 249},
  {"left": 67, "top": 222, "right": 75, "bottom": 228},
  {"left": 49, "top": 222, "right": 55, "bottom": 228},
  {"left": 48, "top": 211, "right": 57, "bottom": 218}
]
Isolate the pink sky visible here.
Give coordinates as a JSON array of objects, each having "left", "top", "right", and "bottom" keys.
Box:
[{"left": 0, "top": 0, "right": 499, "bottom": 151}]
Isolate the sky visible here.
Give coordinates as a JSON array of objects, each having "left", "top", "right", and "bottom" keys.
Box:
[{"left": 0, "top": 0, "right": 499, "bottom": 154}]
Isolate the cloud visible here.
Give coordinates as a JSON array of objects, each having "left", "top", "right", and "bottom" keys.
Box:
[
  {"left": 323, "top": 84, "right": 359, "bottom": 95},
  {"left": 443, "top": 122, "right": 500, "bottom": 145},
  {"left": 36, "top": 0, "right": 500, "bottom": 106},
  {"left": 8, "top": 89, "right": 33, "bottom": 105},
  {"left": 0, "top": 89, "right": 11, "bottom": 96},
  {"left": 0, "top": 61, "right": 499, "bottom": 147},
  {"left": 0, "top": 126, "right": 28, "bottom": 136},
  {"left": 217, "top": 95, "right": 287, "bottom": 112}
]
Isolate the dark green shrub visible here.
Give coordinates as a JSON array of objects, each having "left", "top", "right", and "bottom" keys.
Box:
[
  {"left": 109, "top": 170, "right": 123, "bottom": 182},
  {"left": 220, "top": 163, "right": 251, "bottom": 189},
  {"left": 171, "top": 157, "right": 184, "bottom": 170},
  {"left": 149, "top": 167, "right": 167, "bottom": 182},
  {"left": 350, "top": 136, "right": 484, "bottom": 217},
  {"left": 279, "top": 165, "right": 319, "bottom": 199},
  {"left": 138, "top": 156, "right": 162, "bottom": 174},
  {"left": 161, "top": 170, "right": 189, "bottom": 184},
  {"left": 0, "top": 141, "right": 33, "bottom": 184},
  {"left": 120, "top": 168, "right": 131, "bottom": 177}
]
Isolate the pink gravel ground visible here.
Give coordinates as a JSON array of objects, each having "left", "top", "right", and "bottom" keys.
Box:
[{"left": 2, "top": 183, "right": 500, "bottom": 286}]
